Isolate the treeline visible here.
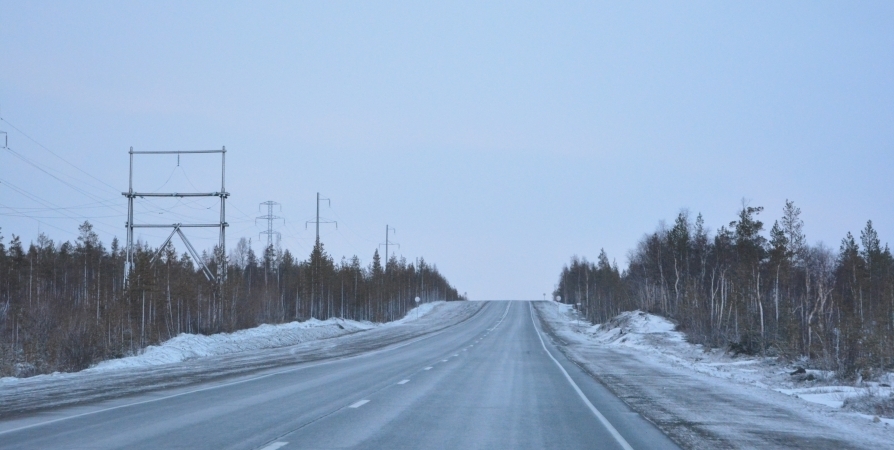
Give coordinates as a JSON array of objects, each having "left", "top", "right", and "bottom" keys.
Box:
[
  {"left": 0, "top": 222, "right": 462, "bottom": 376},
  {"left": 555, "top": 201, "right": 894, "bottom": 378}
]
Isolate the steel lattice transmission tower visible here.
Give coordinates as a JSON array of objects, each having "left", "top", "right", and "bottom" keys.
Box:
[
  {"left": 257, "top": 201, "right": 283, "bottom": 250},
  {"left": 123, "top": 147, "right": 228, "bottom": 288}
]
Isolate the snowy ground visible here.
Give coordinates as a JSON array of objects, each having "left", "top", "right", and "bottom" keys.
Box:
[
  {"left": 0, "top": 301, "right": 481, "bottom": 417},
  {"left": 87, "top": 300, "right": 445, "bottom": 373},
  {"left": 87, "top": 318, "right": 376, "bottom": 372},
  {"left": 534, "top": 302, "right": 894, "bottom": 450}
]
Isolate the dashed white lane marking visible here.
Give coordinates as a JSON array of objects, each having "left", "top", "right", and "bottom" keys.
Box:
[
  {"left": 349, "top": 400, "right": 370, "bottom": 408},
  {"left": 259, "top": 442, "right": 289, "bottom": 450},
  {"left": 528, "top": 303, "right": 634, "bottom": 450},
  {"left": 397, "top": 379, "right": 409, "bottom": 385},
  {"left": 423, "top": 366, "right": 433, "bottom": 370},
  {"left": 453, "top": 354, "right": 458, "bottom": 357},
  {"left": 441, "top": 359, "right": 448, "bottom": 362}
]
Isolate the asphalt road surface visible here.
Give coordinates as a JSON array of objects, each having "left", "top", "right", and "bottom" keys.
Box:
[{"left": 0, "top": 301, "right": 680, "bottom": 449}]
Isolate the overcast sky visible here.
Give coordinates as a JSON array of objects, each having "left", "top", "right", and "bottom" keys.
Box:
[{"left": 2, "top": 1, "right": 892, "bottom": 299}]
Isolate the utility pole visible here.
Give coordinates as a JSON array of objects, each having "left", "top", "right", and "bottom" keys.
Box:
[
  {"left": 380, "top": 225, "right": 399, "bottom": 273},
  {"left": 306, "top": 192, "right": 336, "bottom": 246},
  {"left": 256, "top": 201, "right": 283, "bottom": 250},
  {"left": 304, "top": 193, "right": 336, "bottom": 320},
  {"left": 124, "top": 147, "right": 228, "bottom": 288}
]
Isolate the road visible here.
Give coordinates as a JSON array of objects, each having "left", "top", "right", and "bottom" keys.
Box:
[{"left": 0, "top": 301, "right": 680, "bottom": 449}]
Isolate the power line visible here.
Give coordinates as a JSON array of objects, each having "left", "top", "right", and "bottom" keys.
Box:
[
  {"left": 228, "top": 201, "right": 256, "bottom": 221},
  {"left": 0, "top": 198, "right": 121, "bottom": 211},
  {"left": 278, "top": 221, "right": 314, "bottom": 254},
  {"left": 0, "top": 203, "right": 83, "bottom": 238},
  {"left": 0, "top": 118, "right": 317, "bottom": 260},
  {"left": 0, "top": 116, "right": 121, "bottom": 194},
  {"left": 0, "top": 177, "right": 122, "bottom": 237},
  {"left": 0, "top": 117, "right": 139, "bottom": 242},
  {"left": 327, "top": 205, "right": 377, "bottom": 244},
  {"left": 0, "top": 211, "right": 125, "bottom": 219},
  {"left": 4, "top": 146, "right": 125, "bottom": 208}
]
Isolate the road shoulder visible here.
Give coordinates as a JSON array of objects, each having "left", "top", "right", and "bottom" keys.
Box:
[
  {"left": 532, "top": 301, "right": 894, "bottom": 450},
  {"left": 0, "top": 301, "right": 485, "bottom": 419}
]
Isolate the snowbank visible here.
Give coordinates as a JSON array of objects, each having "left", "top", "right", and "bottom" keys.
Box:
[
  {"left": 386, "top": 301, "right": 443, "bottom": 326},
  {"left": 1, "top": 301, "right": 484, "bottom": 417},
  {"left": 88, "top": 318, "right": 375, "bottom": 372},
  {"left": 581, "top": 309, "right": 681, "bottom": 345},
  {"left": 548, "top": 303, "right": 894, "bottom": 424},
  {"left": 2, "top": 301, "right": 446, "bottom": 381},
  {"left": 535, "top": 302, "right": 894, "bottom": 448}
]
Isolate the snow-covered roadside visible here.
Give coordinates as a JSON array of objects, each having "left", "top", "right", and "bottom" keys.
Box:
[
  {"left": 1, "top": 301, "right": 483, "bottom": 418},
  {"left": 87, "top": 318, "right": 376, "bottom": 372},
  {"left": 558, "top": 305, "right": 894, "bottom": 423},
  {"left": 535, "top": 302, "right": 894, "bottom": 449},
  {"left": 1, "top": 301, "right": 445, "bottom": 385}
]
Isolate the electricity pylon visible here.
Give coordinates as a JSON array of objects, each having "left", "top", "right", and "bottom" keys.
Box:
[
  {"left": 256, "top": 201, "right": 283, "bottom": 250},
  {"left": 124, "top": 147, "right": 228, "bottom": 288}
]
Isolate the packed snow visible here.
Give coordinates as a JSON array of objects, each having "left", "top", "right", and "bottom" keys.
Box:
[{"left": 535, "top": 302, "right": 894, "bottom": 449}]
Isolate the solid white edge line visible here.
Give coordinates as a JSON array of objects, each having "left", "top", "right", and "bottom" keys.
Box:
[
  {"left": 258, "top": 442, "right": 289, "bottom": 450},
  {"left": 423, "top": 366, "right": 432, "bottom": 370},
  {"left": 397, "top": 379, "right": 409, "bottom": 385},
  {"left": 528, "top": 302, "right": 634, "bottom": 450},
  {"left": 349, "top": 399, "right": 369, "bottom": 408}
]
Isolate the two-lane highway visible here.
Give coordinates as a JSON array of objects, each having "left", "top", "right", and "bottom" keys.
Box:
[{"left": 0, "top": 301, "right": 680, "bottom": 449}]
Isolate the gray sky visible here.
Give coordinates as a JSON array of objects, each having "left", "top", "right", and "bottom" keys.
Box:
[{"left": 2, "top": 1, "right": 892, "bottom": 300}]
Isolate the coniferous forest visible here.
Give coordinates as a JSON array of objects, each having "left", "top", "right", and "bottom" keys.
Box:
[
  {"left": 0, "top": 223, "right": 463, "bottom": 377},
  {"left": 555, "top": 200, "right": 894, "bottom": 379}
]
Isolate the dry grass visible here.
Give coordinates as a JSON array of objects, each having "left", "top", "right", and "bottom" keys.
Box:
[{"left": 842, "top": 389, "right": 894, "bottom": 418}]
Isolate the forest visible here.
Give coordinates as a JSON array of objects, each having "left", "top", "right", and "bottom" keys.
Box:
[
  {"left": 0, "top": 223, "right": 463, "bottom": 377},
  {"left": 555, "top": 200, "right": 894, "bottom": 379}
]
